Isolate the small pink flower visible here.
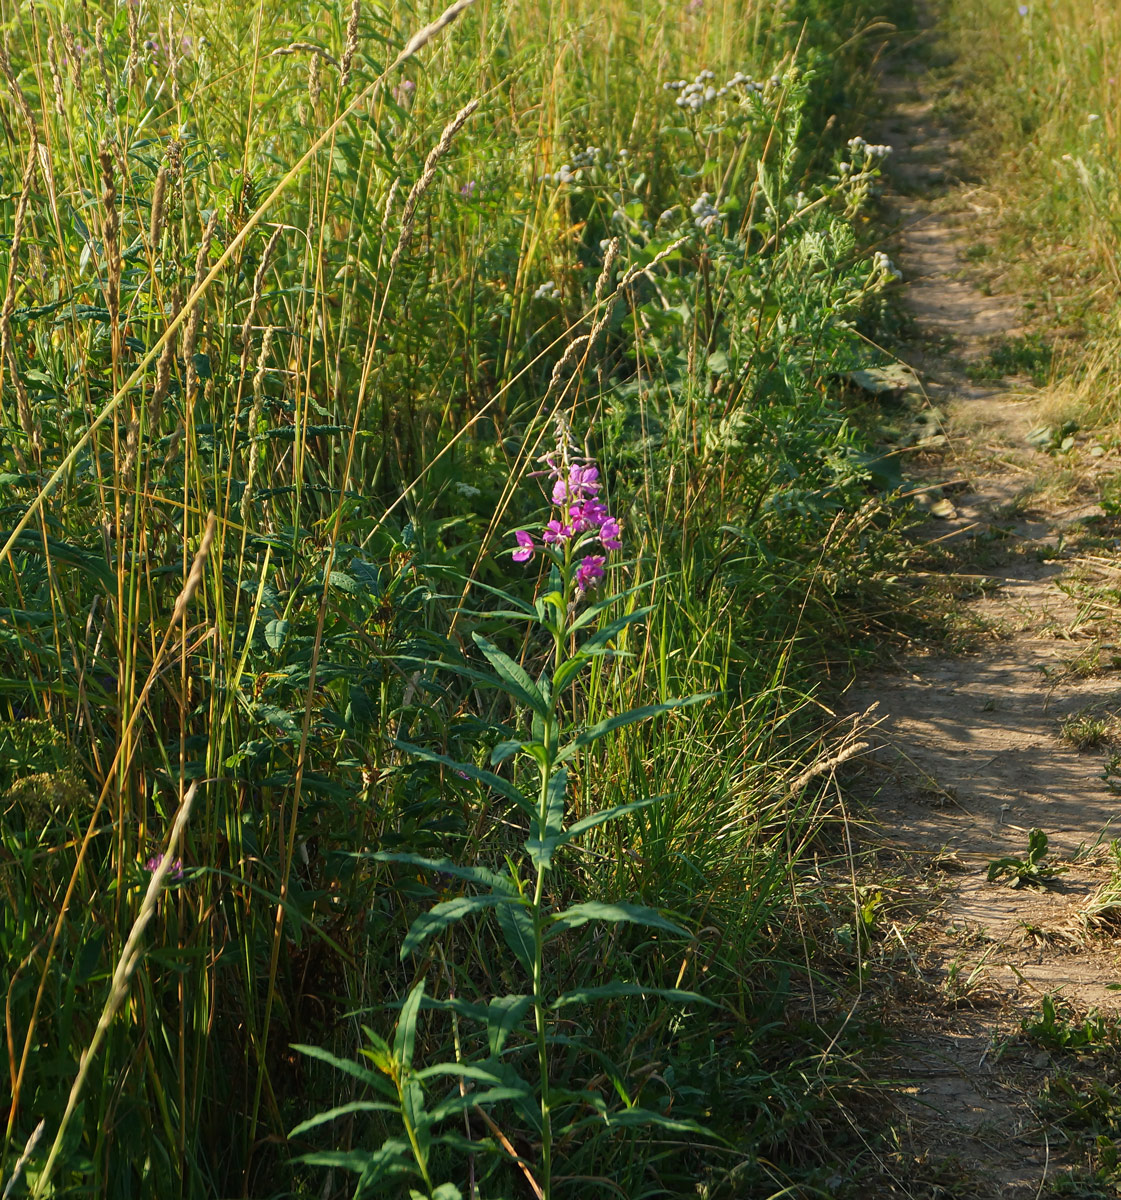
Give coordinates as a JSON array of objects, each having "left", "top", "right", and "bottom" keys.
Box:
[
  {"left": 543, "top": 519, "right": 571, "bottom": 545},
  {"left": 599, "top": 517, "right": 622, "bottom": 550},
  {"left": 575, "top": 555, "right": 606, "bottom": 593},
  {"left": 512, "top": 530, "right": 534, "bottom": 562},
  {"left": 146, "top": 855, "right": 185, "bottom": 882},
  {"left": 460, "top": 180, "right": 478, "bottom": 198}
]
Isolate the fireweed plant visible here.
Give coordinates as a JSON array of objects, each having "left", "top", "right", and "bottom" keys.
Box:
[{"left": 293, "top": 422, "right": 711, "bottom": 1198}]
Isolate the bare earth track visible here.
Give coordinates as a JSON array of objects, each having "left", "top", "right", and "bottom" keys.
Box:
[{"left": 843, "top": 26, "right": 1121, "bottom": 1199}]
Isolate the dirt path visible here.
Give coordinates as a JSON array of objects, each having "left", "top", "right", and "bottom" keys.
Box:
[{"left": 845, "top": 24, "right": 1121, "bottom": 1198}]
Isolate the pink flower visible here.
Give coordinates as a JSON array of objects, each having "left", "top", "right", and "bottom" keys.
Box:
[
  {"left": 146, "top": 855, "right": 185, "bottom": 882},
  {"left": 599, "top": 517, "right": 622, "bottom": 549},
  {"left": 512, "top": 530, "right": 534, "bottom": 562},
  {"left": 543, "top": 519, "right": 571, "bottom": 545},
  {"left": 574, "top": 555, "right": 606, "bottom": 593}
]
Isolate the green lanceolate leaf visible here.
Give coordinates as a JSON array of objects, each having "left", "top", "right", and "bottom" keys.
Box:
[
  {"left": 495, "top": 897, "right": 536, "bottom": 974},
  {"left": 289, "top": 1099, "right": 398, "bottom": 1139},
  {"left": 291, "top": 1044, "right": 398, "bottom": 1097},
  {"left": 372, "top": 852, "right": 512, "bottom": 893},
  {"left": 526, "top": 767, "right": 567, "bottom": 870},
  {"left": 552, "top": 982, "right": 712, "bottom": 1008},
  {"left": 402, "top": 893, "right": 512, "bottom": 959},
  {"left": 561, "top": 795, "right": 664, "bottom": 844},
  {"left": 547, "top": 900, "right": 688, "bottom": 939},
  {"left": 555, "top": 694, "right": 713, "bottom": 763},
  {"left": 394, "top": 740, "right": 533, "bottom": 814},
  {"left": 394, "top": 979, "right": 425, "bottom": 1069},
  {"left": 567, "top": 579, "right": 659, "bottom": 634},
  {"left": 485, "top": 994, "right": 532, "bottom": 1056},
  {"left": 472, "top": 633, "right": 549, "bottom": 717}
]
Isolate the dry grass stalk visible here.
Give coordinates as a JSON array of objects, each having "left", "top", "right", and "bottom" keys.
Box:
[
  {"left": 94, "top": 18, "right": 112, "bottom": 103},
  {"left": 99, "top": 149, "right": 121, "bottom": 336},
  {"left": 0, "top": 42, "right": 35, "bottom": 133},
  {"left": 1, "top": 144, "right": 40, "bottom": 458},
  {"left": 30, "top": 782, "right": 201, "bottom": 1199},
  {"left": 183, "top": 213, "right": 220, "bottom": 400},
  {"left": 239, "top": 227, "right": 283, "bottom": 354},
  {"left": 270, "top": 41, "right": 339, "bottom": 69},
  {"left": 61, "top": 24, "right": 82, "bottom": 86},
  {"left": 340, "top": 0, "right": 360, "bottom": 86},
  {"left": 2, "top": 1119, "right": 44, "bottom": 1200},
  {"left": 149, "top": 166, "right": 169, "bottom": 250},
  {"left": 396, "top": 0, "right": 477, "bottom": 64},
  {"left": 308, "top": 49, "right": 323, "bottom": 107},
  {"left": 241, "top": 326, "right": 276, "bottom": 522},
  {"left": 0, "top": 0, "right": 481, "bottom": 580},
  {"left": 389, "top": 99, "right": 479, "bottom": 271},
  {"left": 46, "top": 36, "right": 65, "bottom": 117}
]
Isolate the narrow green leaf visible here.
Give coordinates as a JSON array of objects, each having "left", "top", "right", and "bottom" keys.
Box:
[
  {"left": 552, "top": 982, "right": 712, "bottom": 1008},
  {"left": 289, "top": 1100, "right": 397, "bottom": 1139},
  {"left": 394, "top": 741, "right": 533, "bottom": 814},
  {"left": 472, "top": 633, "right": 548, "bottom": 717},
  {"left": 394, "top": 980, "right": 425, "bottom": 1069},
  {"left": 547, "top": 901, "right": 687, "bottom": 939},
  {"left": 561, "top": 795, "right": 664, "bottom": 844},
  {"left": 555, "top": 694, "right": 713, "bottom": 764},
  {"left": 402, "top": 894, "right": 509, "bottom": 959},
  {"left": 427, "top": 1087, "right": 531, "bottom": 1123},
  {"left": 291, "top": 1043, "right": 394, "bottom": 1096},
  {"left": 567, "top": 579, "right": 659, "bottom": 634},
  {"left": 372, "top": 852, "right": 511, "bottom": 893}
]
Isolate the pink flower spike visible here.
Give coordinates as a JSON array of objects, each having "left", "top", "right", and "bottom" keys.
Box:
[
  {"left": 599, "top": 517, "right": 622, "bottom": 550},
  {"left": 512, "top": 531, "right": 534, "bottom": 562},
  {"left": 575, "top": 554, "right": 606, "bottom": 593}
]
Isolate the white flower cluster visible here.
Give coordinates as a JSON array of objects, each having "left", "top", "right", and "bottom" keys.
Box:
[
  {"left": 663, "top": 68, "right": 775, "bottom": 113},
  {"left": 838, "top": 136, "right": 892, "bottom": 176},
  {"left": 872, "top": 251, "right": 903, "bottom": 281},
  {"left": 541, "top": 146, "right": 628, "bottom": 186},
  {"left": 533, "top": 280, "right": 558, "bottom": 300},
  {"left": 690, "top": 192, "right": 721, "bottom": 231}
]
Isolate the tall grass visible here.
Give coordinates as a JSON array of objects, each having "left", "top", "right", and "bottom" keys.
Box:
[
  {"left": 941, "top": 0, "right": 1121, "bottom": 424},
  {"left": 0, "top": 0, "right": 908, "bottom": 1195}
]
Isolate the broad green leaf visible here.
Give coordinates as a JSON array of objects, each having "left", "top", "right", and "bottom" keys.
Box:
[
  {"left": 264, "top": 619, "right": 289, "bottom": 650},
  {"left": 552, "top": 982, "right": 712, "bottom": 1008},
  {"left": 486, "top": 994, "right": 532, "bottom": 1057},
  {"left": 394, "top": 980, "right": 425, "bottom": 1069},
  {"left": 472, "top": 633, "right": 549, "bottom": 717},
  {"left": 548, "top": 901, "right": 687, "bottom": 939},
  {"left": 561, "top": 795, "right": 664, "bottom": 844},
  {"left": 490, "top": 739, "right": 526, "bottom": 765},
  {"left": 402, "top": 894, "right": 510, "bottom": 959},
  {"left": 431, "top": 1187, "right": 464, "bottom": 1200},
  {"left": 394, "top": 741, "right": 533, "bottom": 814},
  {"left": 556, "top": 694, "right": 713, "bottom": 764},
  {"left": 526, "top": 768, "right": 567, "bottom": 870},
  {"left": 495, "top": 898, "right": 535, "bottom": 974}
]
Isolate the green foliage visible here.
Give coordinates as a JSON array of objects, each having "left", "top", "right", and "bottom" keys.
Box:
[
  {"left": 0, "top": 0, "right": 914, "bottom": 1194},
  {"left": 987, "top": 828, "right": 1068, "bottom": 888}
]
